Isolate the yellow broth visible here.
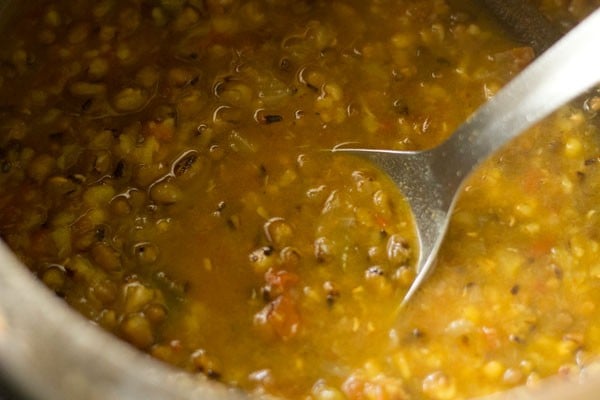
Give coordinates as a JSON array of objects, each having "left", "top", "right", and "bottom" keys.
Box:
[{"left": 0, "top": 0, "right": 599, "bottom": 399}]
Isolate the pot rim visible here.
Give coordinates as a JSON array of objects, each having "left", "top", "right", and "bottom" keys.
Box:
[
  {"left": 0, "top": 240, "right": 249, "bottom": 400},
  {"left": 1, "top": 238, "right": 600, "bottom": 400}
]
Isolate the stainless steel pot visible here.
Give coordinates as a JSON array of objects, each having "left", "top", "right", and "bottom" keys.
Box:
[{"left": 0, "top": 1, "right": 599, "bottom": 399}]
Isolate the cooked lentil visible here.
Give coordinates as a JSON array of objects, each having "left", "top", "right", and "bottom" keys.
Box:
[{"left": 0, "top": 0, "right": 600, "bottom": 399}]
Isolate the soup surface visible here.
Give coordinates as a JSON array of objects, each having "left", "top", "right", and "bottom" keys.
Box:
[{"left": 1, "top": 0, "right": 600, "bottom": 399}]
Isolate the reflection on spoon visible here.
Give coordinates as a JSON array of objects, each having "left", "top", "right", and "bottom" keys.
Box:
[{"left": 334, "top": 7, "right": 600, "bottom": 309}]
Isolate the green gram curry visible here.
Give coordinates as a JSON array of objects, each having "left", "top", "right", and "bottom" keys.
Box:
[{"left": 1, "top": 0, "right": 600, "bottom": 398}]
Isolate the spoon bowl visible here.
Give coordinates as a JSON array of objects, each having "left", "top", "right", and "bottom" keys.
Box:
[{"left": 334, "top": 6, "right": 600, "bottom": 307}]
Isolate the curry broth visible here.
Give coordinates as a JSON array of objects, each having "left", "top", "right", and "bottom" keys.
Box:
[{"left": 0, "top": 0, "right": 600, "bottom": 399}]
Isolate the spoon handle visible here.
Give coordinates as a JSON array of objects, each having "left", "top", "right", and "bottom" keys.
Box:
[{"left": 434, "top": 7, "right": 600, "bottom": 191}]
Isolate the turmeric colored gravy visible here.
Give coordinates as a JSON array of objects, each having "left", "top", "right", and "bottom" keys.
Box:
[{"left": 1, "top": 0, "right": 600, "bottom": 398}]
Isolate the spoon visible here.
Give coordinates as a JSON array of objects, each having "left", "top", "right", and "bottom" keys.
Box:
[{"left": 333, "top": 7, "right": 600, "bottom": 307}]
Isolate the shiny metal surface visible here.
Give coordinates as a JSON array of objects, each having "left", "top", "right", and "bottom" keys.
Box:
[
  {"left": 0, "top": 239, "right": 248, "bottom": 400},
  {"left": 0, "top": 1, "right": 599, "bottom": 400},
  {"left": 334, "top": 7, "right": 600, "bottom": 307}
]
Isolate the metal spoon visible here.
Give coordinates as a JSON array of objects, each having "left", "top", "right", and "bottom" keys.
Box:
[{"left": 333, "top": 7, "right": 600, "bottom": 307}]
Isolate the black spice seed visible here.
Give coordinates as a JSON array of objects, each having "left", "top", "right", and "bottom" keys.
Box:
[
  {"left": 366, "top": 266, "right": 385, "bottom": 277},
  {"left": 137, "top": 246, "right": 147, "bottom": 256},
  {"left": 49, "top": 131, "right": 65, "bottom": 142},
  {"left": 325, "top": 281, "right": 340, "bottom": 308},
  {"left": 173, "top": 153, "right": 197, "bottom": 176},
  {"left": 509, "top": 334, "right": 524, "bottom": 343},
  {"left": 81, "top": 98, "right": 93, "bottom": 112},
  {"left": 95, "top": 226, "right": 106, "bottom": 241},
  {"left": 262, "top": 286, "right": 271, "bottom": 302},
  {"left": 326, "top": 293, "right": 337, "bottom": 307},
  {"left": 263, "top": 114, "right": 283, "bottom": 124},
  {"left": 393, "top": 100, "right": 409, "bottom": 116},
  {"left": 279, "top": 58, "right": 291, "bottom": 71},
  {"left": 113, "top": 160, "right": 125, "bottom": 178},
  {"left": 226, "top": 218, "right": 237, "bottom": 230},
  {"left": 510, "top": 284, "right": 520, "bottom": 295},
  {"left": 552, "top": 264, "right": 563, "bottom": 279}
]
